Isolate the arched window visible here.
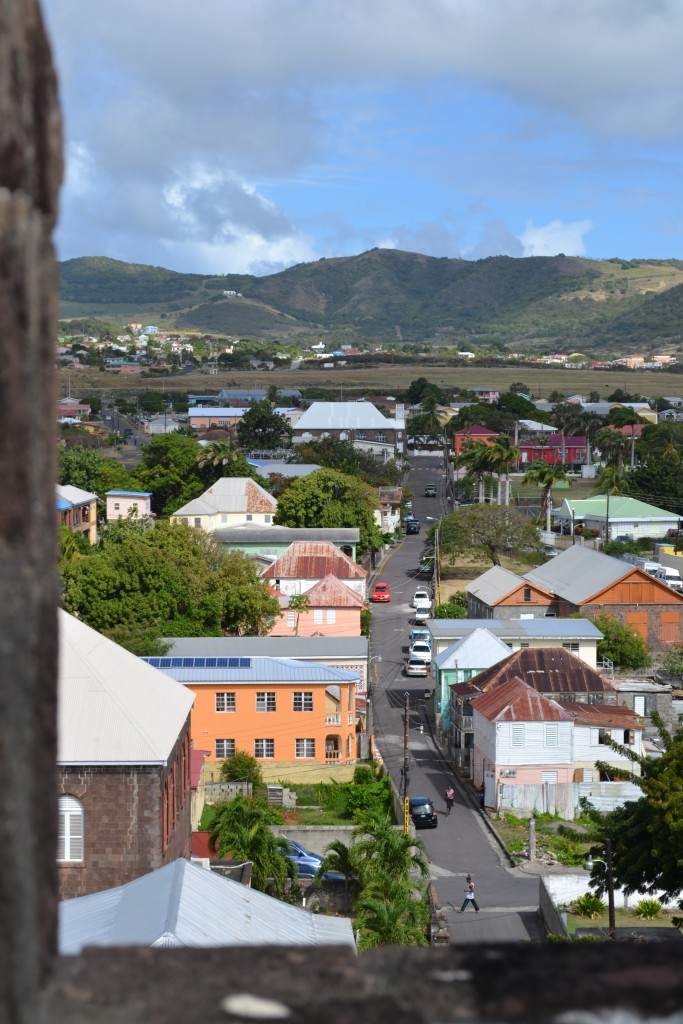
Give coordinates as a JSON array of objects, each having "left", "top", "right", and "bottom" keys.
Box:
[{"left": 57, "top": 795, "right": 84, "bottom": 862}]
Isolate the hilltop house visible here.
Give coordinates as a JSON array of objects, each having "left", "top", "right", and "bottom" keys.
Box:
[
  {"left": 291, "top": 401, "right": 405, "bottom": 462},
  {"left": 465, "top": 546, "right": 683, "bottom": 652},
  {"left": 171, "top": 478, "right": 277, "bottom": 531},
  {"left": 261, "top": 541, "right": 368, "bottom": 599},
  {"left": 143, "top": 654, "right": 360, "bottom": 779},
  {"left": 105, "top": 490, "right": 153, "bottom": 522},
  {"left": 57, "top": 612, "right": 194, "bottom": 900}
]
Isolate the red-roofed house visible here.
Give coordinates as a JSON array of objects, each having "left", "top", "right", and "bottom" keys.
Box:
[
  {"left": 269, "top": 574, "right": 366, "bottom": 637},
  {"left": 453, "top": 424, "right": 498, "bottom": 459},
  {"left": 261, "top": 541, "right": 368, "bottom": 599},
  {"left": 518, "top": 432, "right": 587, "bottom": 466},
  {"left": 470, "top": 677, "right": 642, "bottom": 815}
]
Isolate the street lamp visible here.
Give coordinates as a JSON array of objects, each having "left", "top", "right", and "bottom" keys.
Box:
[{"left": 584, "top": 841, "right": 616, "bottom": 940}]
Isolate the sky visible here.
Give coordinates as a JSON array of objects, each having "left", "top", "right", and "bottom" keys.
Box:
[{"left": 42, "top": 0, "right": 683, "bottom": 277}]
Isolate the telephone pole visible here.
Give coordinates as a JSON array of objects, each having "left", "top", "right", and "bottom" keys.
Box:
[{"left": 401, "top": 692, "right": 410, "bottom": 833}]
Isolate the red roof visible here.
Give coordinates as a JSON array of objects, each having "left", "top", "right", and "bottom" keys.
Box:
[
  {"left": 519, "top": 433, "right": 586, "bottom": 448},
  {"left": 304, "top": 574, "right": 366, "bottom": 608},
  {"left": 454, "top": 424, "right": 498, "bottom": 437},
  {"left": 262, "top": 541, "right": 367, "bottom": 581},
  {"left": 569, "top": 703, "right": 642, "bottom": 728},
  {"left": 603, "top": 424, "right": 646, "bottom": 438},
  {"left": 470, "top": 647, "right": 611, "bottom": 697},
  {"left": 471, "top": 677, "right": 575, "bottom": 722},
  {"left": 191, "top": 831, "right": 215, "bottom": 859}
]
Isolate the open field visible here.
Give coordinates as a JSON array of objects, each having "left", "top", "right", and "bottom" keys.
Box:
[{"left": 58, "top": 364, "right": 683, "bottom": 401}]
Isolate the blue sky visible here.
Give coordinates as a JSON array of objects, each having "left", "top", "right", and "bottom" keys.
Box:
[{"left": 42, "top": 0, "right": 683, "bottom": 275}]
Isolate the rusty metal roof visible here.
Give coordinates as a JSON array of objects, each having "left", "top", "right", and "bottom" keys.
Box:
[
  {"left": 471, "top": 678, "right": 575, "bottom": 722},
  {"left": 469, "top": 646, "right": 611, "bottom": 696},
  {"left": 262, "top": 542, "right": 367, "bottom": 580},
  {"left": 569, "top": 703, "right": 642, "bottom": 728},
  {"left": 303, "top": 574, "right": 366, "bottom": 607}
]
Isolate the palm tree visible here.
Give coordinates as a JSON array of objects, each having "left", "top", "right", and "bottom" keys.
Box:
[
  {"left": 316, "top": 839, "right": 360, "bottom": 912},
  {"left": 209, "top": 797, "right": 289, "bottom": 896},
  {"left": 594, "top": 465, "right": 630, "bottom": 496},
  {"left": 489, "top": 436, "right": 521, "bottom": 505},
  {"left": 572, "top": 411, "right": 603, "bottom": 470},
  {"left": 196, "top": 440, "right": 238, "bottom": 471},
  {"left": 354, "top": 877, "right": 429, "bottom": 951},
  {"left": 352, "top": 814, "right": 429, "bottom": 885},
  {"left": 596, "top": 429, "right": 629, "bottom": 470},
  {"left": 419, "top": 394, "right": 444, "bottom": 439},
  {"left": 459, "top": 441, "right": 496, "bottom": 504},
  {"left": 522, "top": 460, "right": 571, "bottom": 532},
  {"left": 287, "top": 593, "right": 310, "bottom": 636}
]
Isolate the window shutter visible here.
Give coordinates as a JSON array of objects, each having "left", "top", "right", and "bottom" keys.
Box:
[{"left": 57, "top": 813, "right": 66, "bottom": 861}]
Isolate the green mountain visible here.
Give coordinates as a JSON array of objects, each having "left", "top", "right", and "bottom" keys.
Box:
[{"left": 58, "top": 250, "right": 683, "bottom": 353}]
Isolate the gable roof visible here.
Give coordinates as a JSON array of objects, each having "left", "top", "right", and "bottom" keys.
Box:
[
  {"left": 524, "top": 546, "right": 655, "bottom": 605},
  {"left": 163, "top": 636, "right": 368, "bottom": 659},
  {"left": 554, "top": 495, "right": 678, "bottom": 522},
  {"left": 58, "top": 611, "right": 194, "bottom": 765},
  {"left": 434, "top": 628, "right": 512, "bottom": 670},
  {"left": 569, "top": 703, "right": 643, "bottom": 728},
  {"left": 59, "top": 859, "right": 355, "bottom": 953},
  {"left": 143, "top": 656, "right": 360, "bottom": 685},
  {"left": 294, "top": 401, "right": 404, "bottom": 431},
  {"left": 453, "top": 423, "right": 498, "bottom": 437},
  {"left": 262, "top": 541, "right": 367, "bottom": 581},
  {"left": 469, "top": 646, "right": 611, "bottom": 697},
  {"left": 303, "top": 574, "right": 366, "bottom": 608},
  {"left": 427, "top": 618, "right": 603, "bottom": 641},
  {"left": 173, "top": 478, "right": 277, "bottom": 518},
  {"left": 56, "top": 484, "right": 97, "bottom": 507},
  {"left": 465, "top": 565, "right": 526, "bottom": 605},
  {"left": 471, "top": 677, "right": 575, "bottom": 723}
]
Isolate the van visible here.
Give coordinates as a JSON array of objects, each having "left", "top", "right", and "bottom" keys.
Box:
[
  {"left": 654, "top": 566, "right": 683, "bottom": 591},
  {"left": 635, "top": 558, "right": 662, "bottom": 576}
]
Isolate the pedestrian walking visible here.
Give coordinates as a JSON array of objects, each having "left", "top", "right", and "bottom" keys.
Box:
[
  {"left": 444, "top": 784, "right": 455, "bottom": 816},
  {"left": 458, "top": 874, "right": 480, "bottom": 913}
]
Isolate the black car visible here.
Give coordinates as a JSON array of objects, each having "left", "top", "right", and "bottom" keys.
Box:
[
  {"left": 409, "top": 796, "right": 438, "bottom": 829},
  {"left": 406, "top": 517, "right": 421, "bottom": 535},
  {"left": 424, "top": 485, "right": 437, "bottom": 497}
]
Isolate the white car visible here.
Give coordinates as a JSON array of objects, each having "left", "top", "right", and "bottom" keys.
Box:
[
  {"left": 412, "top": 588, "right": 431, "bottom": 608},
  {"left": 405, "top": 657, "right": 429, "bottom": 677},
  {"left": 409, "top": 640, "right": 432, "bottom": 663}
]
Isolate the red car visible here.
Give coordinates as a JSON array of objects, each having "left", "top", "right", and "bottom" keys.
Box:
[{"left": 371, "top": 582, "right": 391, "bottom": 602}]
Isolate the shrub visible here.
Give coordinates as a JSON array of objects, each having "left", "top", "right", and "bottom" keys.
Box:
[
  {"left": 635, "top": 898, "right": 662, "bottom": 920},
  {"left": 574, "top": 894, "right": 607, "bottom": 919}
]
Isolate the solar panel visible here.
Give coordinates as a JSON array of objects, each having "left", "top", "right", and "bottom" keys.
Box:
[
  {"left": 171, "top": 658, "right": 182, "bottom": 667},
  {"left": 194, "top": 658, "right": 206, "bottom": 667},
  {"left": 239, "top": 658, "right": 251, "bottom": 668},
  {"left": 159, "top": 658, "right": 172, "bottom": 668},
  {"left": 182, "top": 658, "right": 194, "bottom": 667},
  {"left": 228, "top": 657, "right": 239, "bottom": 668},
  {"left": 147, "top": 658, "right": 160, "bottom": 667},
  {"left": 206, "top": 658, "right": 217, "bottom": 667},
  {"left": 217, "top": 658, "right": 228, "bottom": 667}
]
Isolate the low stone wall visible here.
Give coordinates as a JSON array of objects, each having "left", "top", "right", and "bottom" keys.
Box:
[{"left": 538, "top": 877, "right": 569, "bottom": 939}]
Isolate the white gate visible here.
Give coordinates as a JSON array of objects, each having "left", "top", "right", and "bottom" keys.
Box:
[{"left": 484, "top": 768, "right": 496, "bottom": 809}]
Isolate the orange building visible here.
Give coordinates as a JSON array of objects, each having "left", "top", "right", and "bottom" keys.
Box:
[
  {"left": 453, "top": 424, "right": 499, "bottom": 459},
  {"left": 269, "top": 574, "right": 366, "bottom": 637},
  {"left": 142, "top": 654, "right": 360, "bottom": 781}
]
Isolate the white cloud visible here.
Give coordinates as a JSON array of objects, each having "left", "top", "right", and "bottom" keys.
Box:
[{"left": 519, "top": 219, "right": 594, "bottom": 257}]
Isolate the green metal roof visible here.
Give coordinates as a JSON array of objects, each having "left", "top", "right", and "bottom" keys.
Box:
[{"left": 555, "top": 495, "right": 679, "bottom": 520}]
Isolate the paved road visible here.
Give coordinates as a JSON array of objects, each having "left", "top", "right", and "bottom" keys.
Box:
[{"left": 370, "top": 455, "right": 543, "bottom": 943}]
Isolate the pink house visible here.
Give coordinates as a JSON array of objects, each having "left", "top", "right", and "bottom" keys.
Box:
[
  {"left": 106, "top": 490, "right": 153, "bottom": 522},
  {"left": 269, "top": 574, "right": 366, "bottom": 637}
]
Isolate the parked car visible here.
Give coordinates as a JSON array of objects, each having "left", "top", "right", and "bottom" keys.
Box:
[
  {"left": 424, "top": 485, "right": 437, "bottom": 497},
  {"left": 284, "top": 840, "right": 343, "bottom": 879},
  {"left": 371, "top": 582, "right": 391, "bottom": 602},
  {"left": 542, "top": 545, "right": 559, "bottom": 558},
  {"left": 409, "top": 640, "right": 432, "bottom": 663},
  {"left": 409, "top": 628, "right": 431, "bottom": 647},
  {"left": 413, "top": 607, "right": 431, "bottom": 624},
  {"left": 412, "top": 588, "right": 431, "bottom": 607},
  {"left": 417, "top": 561, "right": 434, "bottom": 575},
  {"left": 409, "top": 796, "right": 438, "bottom": 829},
  {"left": 406, "top": 517, "right": 421, "bottom": 535},
  {"left": 405, "top": 657, "right": 429, "bottom": 677},
  {"left": 404, "top": 500, "right": 413, "bottom": 512}
]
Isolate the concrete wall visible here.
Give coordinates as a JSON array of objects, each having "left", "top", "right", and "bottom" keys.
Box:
[{"left": 538, "top": 877, "right": 570, "bottom": 938}]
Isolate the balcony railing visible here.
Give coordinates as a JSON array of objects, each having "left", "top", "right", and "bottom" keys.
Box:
[
  {"left": 325, "top": 750, "right": 340, "bottom": 761},
  {"left": 325, "top": 714, "right": 341, "bottom": 725}
]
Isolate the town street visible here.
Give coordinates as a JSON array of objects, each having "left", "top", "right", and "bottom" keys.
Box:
[{"left": 369, "top": 455, "right": 543, "bottom": 942}]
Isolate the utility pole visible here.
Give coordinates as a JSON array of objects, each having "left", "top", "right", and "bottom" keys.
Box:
[
  {"left": 401, "top": 692, "right": 410, "bottom": 831},
  {"left": 606, "top": 839, "right": 616, "bottom": 941}
]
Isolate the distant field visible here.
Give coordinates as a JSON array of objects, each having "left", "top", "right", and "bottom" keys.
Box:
[{"left": 58, "top": 363, "right": 683, "bottom": 400}]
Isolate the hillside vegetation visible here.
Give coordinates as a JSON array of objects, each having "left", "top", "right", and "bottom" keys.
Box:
[{"left": 58, "top": 250, "right": 683, "bottom": 353}]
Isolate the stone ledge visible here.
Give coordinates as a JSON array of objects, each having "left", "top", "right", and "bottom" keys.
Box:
[{"left": 37, "top": 944, "right": 683, "bottom": 1024}]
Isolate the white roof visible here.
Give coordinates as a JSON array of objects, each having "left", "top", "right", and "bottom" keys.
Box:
[
  {"left": 58, "top": 611, "right": 194, "bottom": 764},
  {"left": 172, "top": 477, "right": 277, "bottom": 518},
  {"left": 56, "top": 484, "right": 98, "bottom": 505},
  {"left": 294, "top": 401, "right": 404, "bottom": 431},
  {"left": 434, "top": 628, "right": 512, "bottom": 670},
  {"left": 59, "top": 859, "right": 356, "bottom": 952}
]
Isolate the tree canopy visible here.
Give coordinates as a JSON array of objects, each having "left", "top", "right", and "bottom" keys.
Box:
[
  {"left": 59, "top": 521, "right": 280, "bottom": 653},
  {"left": 274, "top": 468, "right": 382, "bottom": 554},
  {"left": 58, "top": 445, "right": 136, "bottom": 497},
  {"left": 438, "top": 504, "right": 541, "bottom": 567},
  {"left": 588, "top": 613, "right": 650, "bottom": 669},
  {"left": 236, "top": 400, "right": 293, "bottom": 450},
  {"left": 291, "top": 435, "right": 404, "bottom": 486}
]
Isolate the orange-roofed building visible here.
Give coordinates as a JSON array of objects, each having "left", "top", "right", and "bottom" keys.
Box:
[
  {"left": 261, "top": 541, "right": 367, "bottom": 599},
  {"left": 269, "top": 574, "right": 366, "bottom": 637}
]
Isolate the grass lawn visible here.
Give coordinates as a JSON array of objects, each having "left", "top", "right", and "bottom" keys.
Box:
[
  {"left": 566, "top": 909, "right": 679, "bottom": 938},
  {"left": 487, "top": 812, "right": 592, "bottom": 867}
]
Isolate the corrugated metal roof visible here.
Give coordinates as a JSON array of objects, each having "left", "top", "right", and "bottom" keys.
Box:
[
  {"left": 427, "top": 618, "right": 602, "bottom": 640},
  {"left": 569, "top": 703, "right": 642, "bottom": 728},
  {"left": 145, "top": 656, "right": 360, "bottom": 685},
  {"left": 304, "top": 574, "right": 366, "bottom": 608},
  {"left": 246, "top": 461, "right": 322, "bottom": 478},
  {"left": 434, "top": 628, "right": 511, "bottom": 670},
  {"left": 56, "top": 484, "right": 97, "bottom": 505},
  {"left": 214, "top": 525, "right": 360, "bottom": 544},
  {"left": 469, "top": 647, "right": 611, "bottom": 696},
  {"left": 554, "top": 495, "right": 677, "bottom": 520},
  {"left": 524, "top": 546, "right": 635, "bottom": 605},
  {"left": 59, "top": 859, "right": 356, "bottom": 953},
  {"left": 294, "top": 401, "right": 404, "bottom": 431},
  {"left": 58, "top": 611, "right": 194, "bottom": 764},
  {"left": 471, "top": 678, "right": 575, "bottom": 722},
  {"left": 164, "top": 636, "right": 368, "bottom": 659},
  {"left": 173, "top": 478, "right": 277, "bottom": 518},
  {"left": 464, "top": 566, "right": 525, "bottom": 604},
  {"left": 262, "top": 542, "right": 367, "bottom": 580}
]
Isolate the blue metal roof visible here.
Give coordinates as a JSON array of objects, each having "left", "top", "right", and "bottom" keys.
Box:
[
  {"left": 140, "top": 655, "right": 360, "bottom": 684},
  {"left": 106, "top": 490, "right": 153, "bottom": 497}
]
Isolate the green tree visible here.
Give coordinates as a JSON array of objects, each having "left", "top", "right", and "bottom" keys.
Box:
[
  {"left": 209, "top": 797, "right": 288, "bottom": 896},
  {"left": 522, "top": 460, "right": 571, "bottom": 531},
  {"left": 354, "top": 876, "right": 429, "bottom": 951},
  {"left": 274, "top": 468, "right": 382, "bottom": 555},
  {"left": 236, "top": 400, "right": 293, "bottom": 450},
  {"left": 351, "top": 814, "right": 429, "bottom": 886},
  {"left": 60, "top": 521, "right": 280, "bottom": 653},
  {"left": 434, "top": 601, "right": 467, "bottom": 619},
  {"left": 594, "top": 464, "right": 630, "bottom": 497},
  {"left": 589, "top": 714, "right": 683, "bottom": 916},
  {"left": 589, "top": 612, "right": 650, "bottom": 669},
  {"left": 220, "top": 750, "right": 264, "bottom": 788},
  {"left": 196, "top": 440, "right": 238, "bottom": 470},
  {"left": 488, "top": 435, "right": 520, "bottom": 505},
  {"left": 315, "top": 839, "right": 361, "bottom": 912},
  {"left": 132, "top": 432, "right": 208, "bottom": 516},
  {"left": 439, "top": 504, "right": 540, "bottom": 567},
  {"left": 59, "top": 445, "right": 135, "bottom": 497},
  {"left": 287, "top": 593, "right": 310, "bottom": 636},
  {"left": 458, "top": 441, "right": 496, "bottom": 504}
]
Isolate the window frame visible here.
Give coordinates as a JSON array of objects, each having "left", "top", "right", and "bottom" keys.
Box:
[
  {"left": 215, "top": 691, "right": 236, "bottom": 713},
  {"left": 256, "top": 691, "right": 276, "bottom": 712},
  {"left": 57, "top": 795, "right": 84, "bottom": 863},
  {"left": 215, "top": 738, "right": 236, "bottom": 759},
  {"left": 292, "top": 691, "right": 313, "bottom": 712},
  {"left": 254, "top": 738, "right": 275, "bottom": 759},
  {"left": 295, "top": 738, "right": 316, "bottom": 758}
]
